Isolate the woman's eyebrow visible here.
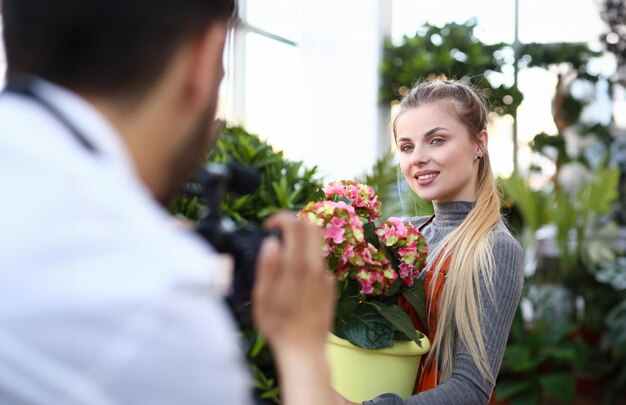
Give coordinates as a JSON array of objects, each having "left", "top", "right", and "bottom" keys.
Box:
[
  {"left": 423, "top": 126, "right": 448, "bottom": 137},
  {"left": 396, "top": 126, "right": 448, "bottom": 143}
]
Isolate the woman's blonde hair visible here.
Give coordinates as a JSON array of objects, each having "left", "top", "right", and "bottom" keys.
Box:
[{"left": 392, "top": 79, "right": 500, "bottom": 386}]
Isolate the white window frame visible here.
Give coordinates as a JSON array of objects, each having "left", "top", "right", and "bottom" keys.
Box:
[{"left": 224, "top": 0, "right": 299, "bottom": 126}]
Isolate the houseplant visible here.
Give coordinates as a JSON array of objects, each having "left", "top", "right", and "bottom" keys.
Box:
[
  {"left": 495, "top": 310, "right": 589, "bottom": 405},
  {"left": 298, "top": 180, "right": 430, "bottom": 401},
  {"left": 171, "top": 125, "right": 325, "bottom": 404}
]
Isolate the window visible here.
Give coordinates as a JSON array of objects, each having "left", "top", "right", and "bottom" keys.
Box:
[
  {"left": 222, "top": 0, "right": 303, "bottom": 148},
  {"left": 223, "top": 0, "right": 388, "bottom": 181}
]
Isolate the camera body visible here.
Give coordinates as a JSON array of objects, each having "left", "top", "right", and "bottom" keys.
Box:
[{"left": 193, "top": 163, "right": 272, "bottom": 307}]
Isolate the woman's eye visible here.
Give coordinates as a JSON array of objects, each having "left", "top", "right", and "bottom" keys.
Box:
[
  {"left": 400, "top": 144, "right": 413, "bottom": 152},
  {"left": 431, "top": 138, "right": 444, "bottom": 145}
]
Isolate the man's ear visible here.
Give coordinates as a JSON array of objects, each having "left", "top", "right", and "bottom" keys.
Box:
[{"left": 185, "top": 22, "right": 228, "bottom": 112}]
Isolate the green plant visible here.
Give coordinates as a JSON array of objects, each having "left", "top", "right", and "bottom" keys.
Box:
[
  {"left": 380, "top": 19, "right": 523, "bottom": 116},
  {"left": 498, "top": 173, "right": 550, "bottom": 234},
  {"left": 588, "top": 256, "right": 626, "bottom": 403},
  {"left": 554, "top": 159, "right": 619, "bottom": 275},
  {"left": 170, "top": 125, "right": 325, "bottom": 404},
  {"left": 498, "top": 163, "right": 622, "bottom": 403},
  {"left": 500, "top": 161, "right": 619, "bottom": 279},
  {"left": 496, "top": 310, "right": 589, "bottom": 405},
  {"left": 603, "top": 297, "right": 626, "bottom": 403}
]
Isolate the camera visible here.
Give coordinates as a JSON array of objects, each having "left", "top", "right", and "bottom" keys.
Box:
[{"left": 190, "top": 162, "right": 277, "bottom": 309}]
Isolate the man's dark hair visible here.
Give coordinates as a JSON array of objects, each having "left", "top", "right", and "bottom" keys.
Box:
[{"left": 2, "top": 0, "right": 235, "bottom": 98}]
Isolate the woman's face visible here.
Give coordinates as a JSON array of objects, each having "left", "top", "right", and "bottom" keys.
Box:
[{"left": 395, "top": 102, "right": 484, "bottom": 203}]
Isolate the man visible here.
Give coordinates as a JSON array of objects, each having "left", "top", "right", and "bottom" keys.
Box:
[{"left": 0, "top": 1, "right": 336, "bottom": 404}]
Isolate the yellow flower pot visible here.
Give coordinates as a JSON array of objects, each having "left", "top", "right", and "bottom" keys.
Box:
[{"left": 326, "top": 333, "right": 430, "bottom": 402}]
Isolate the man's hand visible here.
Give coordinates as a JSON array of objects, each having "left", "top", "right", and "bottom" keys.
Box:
[{"left": 252, "top": 211, "right": 337, "bottom": 405}]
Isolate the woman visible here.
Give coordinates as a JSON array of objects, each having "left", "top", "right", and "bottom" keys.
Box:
[{"left": 346, "top": 79, "right": 524, "bottom": 405}]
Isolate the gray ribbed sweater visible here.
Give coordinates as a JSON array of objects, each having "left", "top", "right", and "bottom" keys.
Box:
[{"left": 364, "top": 201, "right": 524, "bottom": 405}]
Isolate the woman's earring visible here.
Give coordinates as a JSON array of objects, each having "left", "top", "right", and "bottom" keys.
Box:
[{"left": 476, "top": 155, "right": 482, "bottom": 160}]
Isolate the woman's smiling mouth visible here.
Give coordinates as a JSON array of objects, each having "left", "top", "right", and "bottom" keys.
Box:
[{"left": 415, "top": 171, "right": 439, "bottom": 186}]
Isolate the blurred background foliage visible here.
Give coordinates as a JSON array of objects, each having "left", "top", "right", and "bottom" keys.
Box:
[
  {"left": 380, "top": 19, "right": 523, "bottom": 116},
  {"left": 379, "top": 4, "right": 626, "bottom": 401}
]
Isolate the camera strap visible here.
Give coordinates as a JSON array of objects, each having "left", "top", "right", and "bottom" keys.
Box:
[{"left": 3, "top": 76, "right": 99, "bottom": 155}]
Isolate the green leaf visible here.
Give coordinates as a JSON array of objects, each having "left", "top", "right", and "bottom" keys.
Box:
[
  {"left": 540, "top": 347, "right": 577, "bottom": 363},
  {"left": 367, "top": 302, "right": 425, "bottom": 348},
  {"left": 502, "top": 345, "right": 536, "bottom": 372},
  {"left": 385, "top": 277, "right": 401, "bottom": 297},
  {"left": 499, "top": 172, "right": 546, "bottom": 231},
  {"left": 194, "top": 125, "right": 324, "bottom": 225},
  {"left": 539, "top": 372, "right": 575, "bottom": 404},
  {"left": 335, "top": 304, "right": 394, "bottom": 349},
  {"left": 510, "top": 389, "right": 540, "bottom": 405},
  {"left": 287, "top": 187, "right": 302, "bottom": 206},
  {"left": 336, "top": 296, "right": 359, "bottom": 322},
  {"left": 260, "top": 388, "right": 280, "bottom": 402},
  {"left": 250, "top": 364, "right": 272, "bottom": 389},
  {"left": 495, "top": 379, "right": 536, "bottom": 400},
  {"left": 401, "top": 279, "right": 427, "bottom": 329},
  {"left": 250, "top": 334, "right": 266, "bottom": 358},
  {"left": 380, "top": 243, "right": 401, "bottom": 270},
  {"left": 363, "top": 221, "right": 379, "bottom": 247}
]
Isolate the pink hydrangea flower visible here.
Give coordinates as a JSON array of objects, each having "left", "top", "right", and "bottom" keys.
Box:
[
  {"left": 323, "top": 180, "right": 382, "bottom": 221},
  {"left": 323, "top": 223, "right": 346, "bottom": 244},
  {"left": 299, "top": 181, "right": 427, "bottom": 297}
]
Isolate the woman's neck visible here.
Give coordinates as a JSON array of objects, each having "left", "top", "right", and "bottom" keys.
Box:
[{"left": 432, "top": 201, "right": 475, "bottom": 228}]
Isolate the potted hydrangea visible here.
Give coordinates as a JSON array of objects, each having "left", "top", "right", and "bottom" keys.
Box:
[{"left": 298, "top": 180, "right": 430, "bottom": 401}]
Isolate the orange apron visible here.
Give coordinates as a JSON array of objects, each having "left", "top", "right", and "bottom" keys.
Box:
[{"left": 399, "top": 216, "right": 497, "bottom": 403}]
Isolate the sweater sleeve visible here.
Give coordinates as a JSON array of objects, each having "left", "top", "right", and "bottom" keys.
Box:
[{"left": 364, "top": 227, "right": 524, "bottom": 405}]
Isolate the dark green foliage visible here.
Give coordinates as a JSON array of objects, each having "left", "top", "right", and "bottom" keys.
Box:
[
  {"left": 210, "top": 126, "right": 324, "bottom": 223},
  {"left": 401, "top": 281, "right": 427, "bottom": 329},
  {"left": 332, "top": 242, "right": 427, "bottom": 350},
  {"left": 380, "top": 19, "right": 523, "bottom": 116},
  {"left": 369, "top": 302, "right": 426, "bottom": 349},
  {"left": 496, "top": 311, "right": 589, "bottom": 405},
  {"left": 171, "top": 126, "right": 324, "bottom": 224},
  {"left": 335, "top": 303, "right": 395, "bottom": 350},
  {"left": 170, "top": 125, "right": 324, "bottom": 404},
  {"left": 530, "top": 132, "right": 568, "bottom": 165},
  {"left": 603, "top": 297, "right": 626, "bottom": 402},
  {"left": 518, "top": 42, "right": 601, "bottom": 72},
  {"left": 559, "top": 95, "right": 585, "bottom": 126}
]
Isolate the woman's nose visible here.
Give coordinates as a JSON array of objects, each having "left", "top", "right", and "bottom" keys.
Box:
[{"left": 410, "top": 147, "right": 428, "bottom": 166}]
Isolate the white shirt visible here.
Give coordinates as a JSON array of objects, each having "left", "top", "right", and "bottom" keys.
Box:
[{"left": 0, "top": 80, "right": 252, "bottom": 404}]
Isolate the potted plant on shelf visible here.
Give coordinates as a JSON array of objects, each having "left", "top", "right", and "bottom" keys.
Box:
[{"left": 298, "top": 180, "right": 430, "bottom": 402}]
